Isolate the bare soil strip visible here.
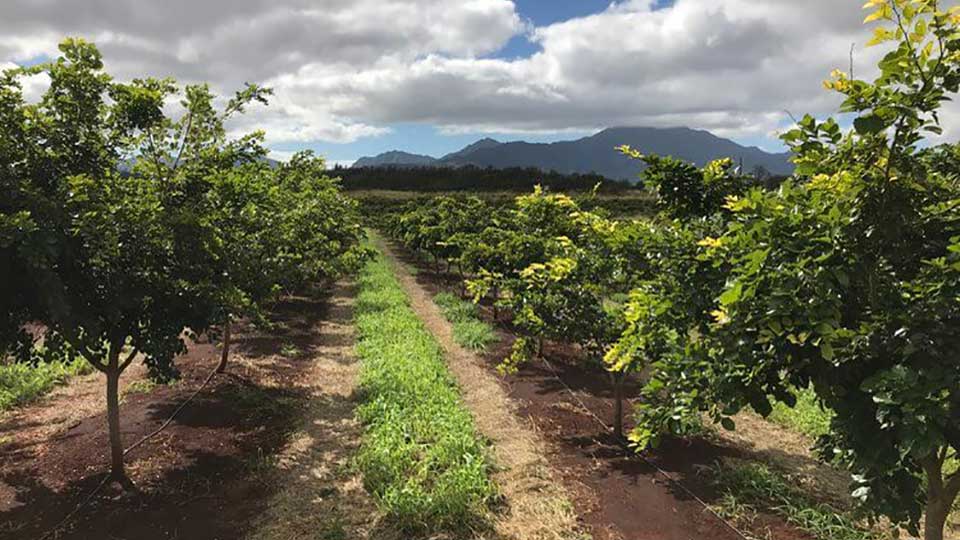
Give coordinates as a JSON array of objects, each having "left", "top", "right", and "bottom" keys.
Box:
[
  {"left": 374, "top": 236, "right": 586, "bottom": 540},
  {"left": 378, "top": 236, "right": 810, "bottom": 540},
  {"left": 0, "top": 282, "right": 378, "bottom": 540},
  {"left": 246, "top": 279, "right": 384, "bottom": 540}
]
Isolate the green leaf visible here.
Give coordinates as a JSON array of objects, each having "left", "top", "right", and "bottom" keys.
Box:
[
  {"left": 719, "top": 281, "right": 743, "bottom": 307},
  {"left": 853, "top": 114, "right": 886, "bottom": 135}
]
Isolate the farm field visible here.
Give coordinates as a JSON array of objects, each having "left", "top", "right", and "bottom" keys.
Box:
[
  {"left": 2, "top": 232, "right": 956, "bottom": 539},
  {"left": 3, "top": 2, "right": 960, "bottom": 540}
]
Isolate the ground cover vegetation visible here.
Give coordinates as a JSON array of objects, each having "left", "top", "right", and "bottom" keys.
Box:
[
  {"left": 353, "top": 248, "right": 498, "bottom": 534},
  {"left": 385, "top": 3, "right": 960, "bottom": 538},
  {"left": 0, "top": 39, "right": 366, "bottom": 489}
]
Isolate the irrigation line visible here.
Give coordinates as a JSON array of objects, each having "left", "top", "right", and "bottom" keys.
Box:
[
  {"left": 535, "top": 353, "right": 753, "bottom": 540},
  {"left": 39, "top": 363, "right": 221, "bottom": 540}
]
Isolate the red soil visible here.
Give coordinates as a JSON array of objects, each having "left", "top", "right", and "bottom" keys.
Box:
[{"left": 0, "top": 292, "right": 333, "bottom": 540}]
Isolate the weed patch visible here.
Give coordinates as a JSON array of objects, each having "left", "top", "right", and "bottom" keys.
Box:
[
  {"left": 433, "top": 292, "right": 496, "bottom": 352},
  {"left": 0, "top": 358, "right": 91, "bottom": 411},
  {"left": 767, "top": 386, "right": 833, "bottom": 440}
]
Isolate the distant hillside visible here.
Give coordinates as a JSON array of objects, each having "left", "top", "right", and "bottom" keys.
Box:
[
  {"left": 353, "top": 150, "right": 437, "bottom": 168},
  {"left": 352, "top": 127, "right": 793, "bottom": 180},
  {"left": 440, "top": 137, "right": 502, "bottom": 162}
]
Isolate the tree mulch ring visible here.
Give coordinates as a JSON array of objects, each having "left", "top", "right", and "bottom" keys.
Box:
[{"left": 0, "top": 292, "right": 332, "bottom": 540}]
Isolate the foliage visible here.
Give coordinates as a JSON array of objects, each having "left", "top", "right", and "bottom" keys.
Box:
[
  {"left": 605, "top": 3, "right": 960, "bottom": 538},
  {"left": 388, "top": 187, "right": 640, "bottom": 436},
  {"left": 0, "top": 356, "right": 90, "bottom": 411},
  {"left": 337, "top": 164, "right": 631, "bottom": 192},
  {"left": 354, "top": 249, "right": 497, "bottom": 533},
  {"left": 0, "top": 38, "right": 365, "bottom": 484}
]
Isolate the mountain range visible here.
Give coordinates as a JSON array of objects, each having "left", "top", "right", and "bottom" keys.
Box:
[{"left": 351, "top": 127, "right": 794, "bottom": 180}]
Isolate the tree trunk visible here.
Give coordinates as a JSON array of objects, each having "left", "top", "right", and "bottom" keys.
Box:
[
  {"left": 612, "top": 373, "right": 625, "bottom": 440},
  {"left": 492, "top": 286, "right": 500, "bottom": 321},
  {"left": 922, "top": 452, "right": 960, "bottom": 540},
  {"left": 925, "top": 497, "right": 950, "bottom": 540},
  {"left": 456, "top": 266, "right": 466, "bottom": 295},
  {"left": 216, "top": 318, "right": 232, "bottom": 374},
  {"left": 105, "top": 349, "right": 127, "bottom": 485},
  {"left": 537, "top": 338, "right": 544, "bottom": 358}
]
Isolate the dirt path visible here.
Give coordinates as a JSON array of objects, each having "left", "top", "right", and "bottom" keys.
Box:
[
  {"left": 375, "top": 236, "right": 585, "bottom": 540},
  {"left": 0, "top": 283, "right": 378, "bottom": 540},
  {"left": 377, "top": 236, "right": 807, "bottom": 540},
  {"left": 246, "top": 280, "right": 384, "bottom": 540}
]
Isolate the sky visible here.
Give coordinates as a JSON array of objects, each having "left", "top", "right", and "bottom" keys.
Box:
[{"left": 0, "top": 0, "right": 956, "bottom": 165}]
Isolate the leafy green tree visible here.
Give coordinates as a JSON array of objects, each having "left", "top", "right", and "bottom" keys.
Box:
[
  {"left": 0, "top": 39, "right": 224, "bottom": 484},
  {"left": 612, "top": 3, "right": 960, "bottom": 538},
  {"left": 0, "top": 38, "right": 365, "bottom": 488}
]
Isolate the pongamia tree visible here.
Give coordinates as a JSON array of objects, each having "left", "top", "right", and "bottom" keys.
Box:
[
  {"left": 0, "top": 38, "right": 286, "bottom": 487},
  {"left": 611, "top": 3, "right": 960, "bottom": 538},
  {"left": 603, "top": 153, "right": 746, "bottom": 443}
]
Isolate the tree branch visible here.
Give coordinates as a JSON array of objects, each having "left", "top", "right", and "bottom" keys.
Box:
[
  {"left": 922, "top": 453, "right": 945, "bottom": 497},
  {"left": 947, "top": 467, "right": 960, "bottom": 499},
  {"left": 118, "top": 347, "right": 139, "bottom": 373},
  {"left": 86, "top": 357, "right": 108, "bottom": 374},
  {"left": 171, "top": 110, "right": 193, "bottom": 171}
]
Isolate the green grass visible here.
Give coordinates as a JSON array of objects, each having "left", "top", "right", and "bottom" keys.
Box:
[
  {"left": 433, "top": 292, "right": 497, "bottom": 352},
  {"left": 0, "top": 357, "right": 91, "bottom": 411},
  {"left": 767, "top": 385, "right": 833, "bottom": 440},
  {"left": 353, "top": 249, "right": 498, "bottom": 534},
  {"left": 711, "top": 460, "right": 880, "bottom": 540}
]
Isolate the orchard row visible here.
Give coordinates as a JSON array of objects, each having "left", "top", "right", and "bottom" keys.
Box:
[
  {"left": 387, "top": 4, "right": 960, "bottom": 538},
  {"left": 0, "top": 40, "right": 366, "bottom": 486}
]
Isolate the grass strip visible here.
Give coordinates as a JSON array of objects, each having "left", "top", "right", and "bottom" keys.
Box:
[
  {"left": 0, "top": 357, "right": 91, "bottom": 411},
  {"left": 433, "top": 292, "right": 497, "bottom": 352},
  {"left": 354, "top": 249, "right": 497, "bottom": 534},
  {"left": 767, "top": 385, "right": 833, "bottom": 440},
  {"left": 710, "top": 460, "right": 880, "bottom": 540}
]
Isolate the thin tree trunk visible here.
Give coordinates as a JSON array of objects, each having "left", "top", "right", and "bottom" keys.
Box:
[
  {"left": 612, "top": 373, "right": 625, "bottom": 440},
  {"left": 105, "top": 347, "right": 127, "bottom": 485},
  {"left": 924, "top": 501, "right": 948, "bottom": 540},
  {"left": 216, "top": 318, "right": 232, "bottom": 374},
  {"left": 457, "top": 265, "right": 466, "bottom": 296},
  {"left": 537, "top": 338, "right": 544, "bottom": 357},
  {"left": 921, "top": 452, "right": 960, "bottom": 540}
]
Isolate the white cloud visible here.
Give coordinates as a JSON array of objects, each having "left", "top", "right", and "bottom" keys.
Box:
[{"left": 1, "top": 0, "right": 956, "bottom": 148}]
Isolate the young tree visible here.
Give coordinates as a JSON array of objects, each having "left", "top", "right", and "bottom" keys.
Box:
[{"left": 0, "top": 40, "right": 223, "bottom": 484}]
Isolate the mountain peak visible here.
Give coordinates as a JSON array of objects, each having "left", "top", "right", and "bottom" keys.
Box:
[
  {"left": 353, "top": 150, "right": 437, "bottom": 168},
  {"left": 442, "top": 137, "right": 502, "bottom": 162},
  {"left": 352, "top": 127, "right": 793, "bottom": 179}
]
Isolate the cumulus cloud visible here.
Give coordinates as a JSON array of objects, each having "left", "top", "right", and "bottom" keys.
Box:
[{"left": 1, "top": 0, "right": 956, "bottom": 146}]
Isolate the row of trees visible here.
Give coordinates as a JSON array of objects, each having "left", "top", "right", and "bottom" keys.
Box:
[
  {"left": 0, "top": 39, "right": 366, "bottom": 487},
  {"left": 337, "top": 164, "right": 632, "bottom": 192},
  {"left": 386, "top": 3, "right": 960, "bottom": 538}
]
